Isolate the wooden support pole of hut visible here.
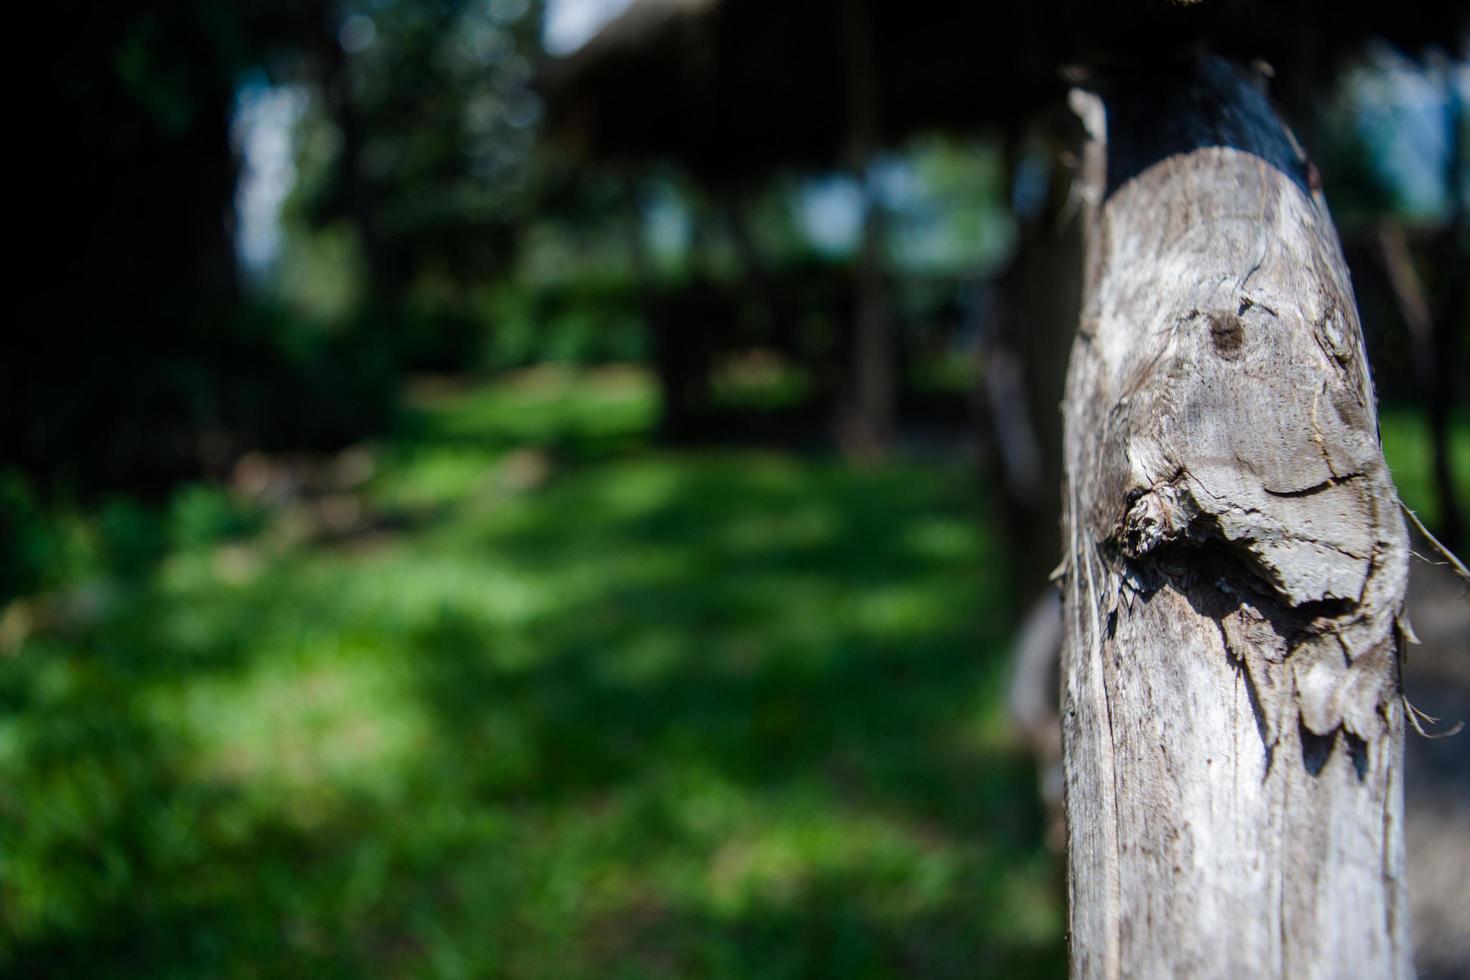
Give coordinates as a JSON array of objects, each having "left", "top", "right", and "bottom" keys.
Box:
[
  {"left": 619, "top": 178, "right": 693, "bottom": 441},
  {"left": 839, "top": 0, "right": 894, "bottom": 458},
  {"left": 1058, "top": 57, "right": 1411, "bottom": 978}
]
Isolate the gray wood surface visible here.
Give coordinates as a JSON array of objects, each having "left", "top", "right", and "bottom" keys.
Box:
[{"left": 1059, "top": 58, "right": 1412, "bottom": 979}]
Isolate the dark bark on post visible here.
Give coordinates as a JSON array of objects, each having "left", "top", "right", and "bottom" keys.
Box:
[{"left": 1060, "top": 58, "right": 1411, "bottom": 978}]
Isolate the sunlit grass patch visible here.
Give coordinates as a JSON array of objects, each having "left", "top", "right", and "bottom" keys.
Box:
[
  {"left": 154, "top": 640, "right": 429, "bottom": 813},
  {"left": 697, "top": 799, "right": 963, "bottom": 919},
  {"left": 367, "top": 443, "right": 503, "bottom": 512},
  {"left": 400, "top": 364, "right": 658, "bottom": 452},
  {"left": 903, "top": 514, "right": 981, "bottom": 563},
  {"left": 318, "top": 547, "right": 586, "bottom": 634}
]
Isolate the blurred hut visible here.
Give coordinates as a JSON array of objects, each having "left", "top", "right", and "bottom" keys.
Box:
[{"left": 537, "top": 0, "right": 1467, "bottom": 576}]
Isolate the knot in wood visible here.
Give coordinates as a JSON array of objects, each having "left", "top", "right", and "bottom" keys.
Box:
[
  {"left": 1206, "top": 311, "right": 1246, "bottom": 360},
  {"left": 1121, "top": 483, "right": 1190, "bottom": 558}
]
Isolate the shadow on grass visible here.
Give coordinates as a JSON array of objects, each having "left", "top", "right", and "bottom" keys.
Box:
[{"left": 1, "top": 370, "right": 1063, "bottom": 979}]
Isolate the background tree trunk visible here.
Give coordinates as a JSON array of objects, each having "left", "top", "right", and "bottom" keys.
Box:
[
  {"left": 1060, "top": 58, "right": 1412, "bottom": 979},
  {"left": 839, "top": 0, "right": 894, "bottom": 459}
]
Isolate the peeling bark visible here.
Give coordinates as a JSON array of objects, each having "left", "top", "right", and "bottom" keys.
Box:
[{"left": 1060, "top": 58, "right": 1411, "bottom": 979}]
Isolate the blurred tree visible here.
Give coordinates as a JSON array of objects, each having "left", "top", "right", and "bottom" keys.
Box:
[
  {"left": 16, "top": 2, "right": 254, "bottom": 491},
  {"left": 1312, "top": 49, "right": 1468, "bottom": 547},
  {"left": 292, "top": 0, "right": 543, "bottom": 302},
  {"left": 9, "top": 0, "right": 548, "bottom": 497}
]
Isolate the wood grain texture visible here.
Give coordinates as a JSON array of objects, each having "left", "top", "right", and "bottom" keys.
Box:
[{"left": 1060, "top": 58, "right": 1411, "bottom": 979}]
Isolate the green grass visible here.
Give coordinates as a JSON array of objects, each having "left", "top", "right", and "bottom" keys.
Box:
[{"left": 0, "top": 366, "right": 1062, "bottom": 979}]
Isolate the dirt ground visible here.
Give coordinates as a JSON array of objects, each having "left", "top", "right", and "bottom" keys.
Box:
[{"left": 1403, "top": 542, "right": 1470, "bottom": 980}]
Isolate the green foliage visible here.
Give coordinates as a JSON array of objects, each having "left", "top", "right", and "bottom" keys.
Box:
[
  {"left": 281, "top": 0, "right": 546, "bottom": 294},
  {"left": 0, "top": 476, "right": 92, "bottom": 600},
  {"left": 2, "top": 369, "right": 1063, "bottom": 978},
  {"left": 0, "top": 475, "right": 266, "bottom": 605},
  {"left": 22, "top": 1, "right": 555, "bottom": 494},
  {"left": 167, "top": 486, "right": 267, "bottom": 552},
  {"left": 887, "top": 139, "right": 1015, "bottom": 276},
  {"left": 477, "top": 280, "right": 648, "bottom": 371},
  {"left": 1379, "top": 404, "right": 1470, "bottom": 535},
  {"left": 95, "top": 499, "right": 170, "bottom": 582}
]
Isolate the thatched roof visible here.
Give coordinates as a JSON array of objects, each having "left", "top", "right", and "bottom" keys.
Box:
[{"left": 536, "top": 0, "right": 1465, "bottom": 183}]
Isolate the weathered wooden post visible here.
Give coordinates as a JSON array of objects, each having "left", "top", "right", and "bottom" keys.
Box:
[{"left": 1059, "top": 57, "right": 1412, "bottom": 978}]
